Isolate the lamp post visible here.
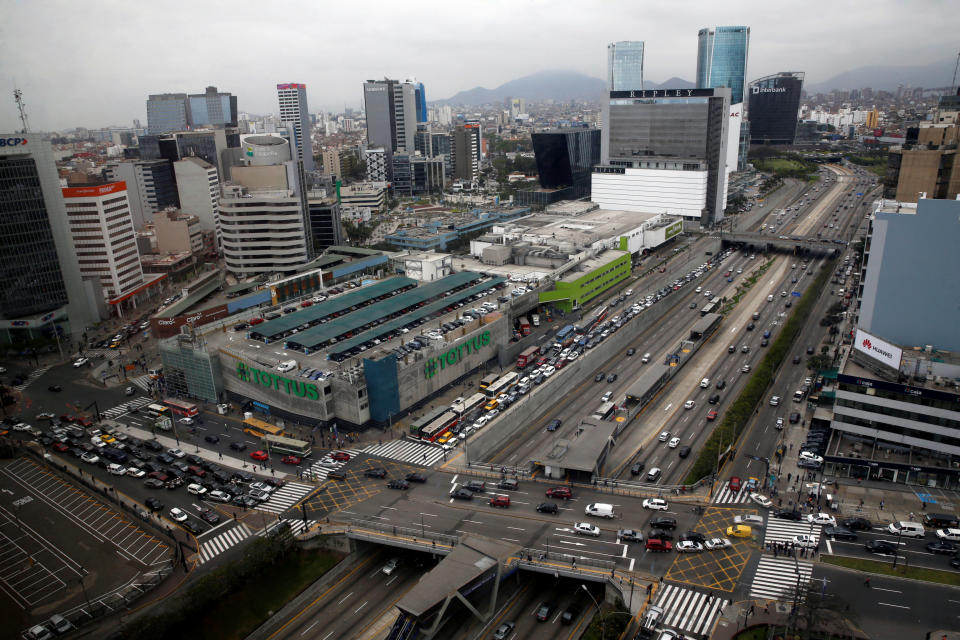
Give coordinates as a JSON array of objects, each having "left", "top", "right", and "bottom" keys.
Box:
[{"left": 581, "top": 584, "right": 604, "bottom": 640}]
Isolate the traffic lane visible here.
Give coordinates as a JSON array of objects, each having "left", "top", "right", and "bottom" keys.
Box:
[
  {"left": 823, "top": 526, "right": 960, "bottom": 572},
  {"left": 462, "top": 565, "right": 533, "bottom": 640},
  {"left": 509, "top": 577, "right": 597, "bottom": 640},
  {"left": 811, "top": 563, "right": 958, "bottom": 640}
]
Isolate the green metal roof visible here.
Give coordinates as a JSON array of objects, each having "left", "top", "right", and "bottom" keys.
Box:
[
  {"left": 327, "top": 276, "right": 506, "bottom": 357},
  {"left": 287, "top": 272, "right": 490, "bottom": 353},
  {"left": 248, "top": 277, "right": 417, "bottom": 340},
  {"left": 297, "top": 254, "right": 343, "bottom": 272}
]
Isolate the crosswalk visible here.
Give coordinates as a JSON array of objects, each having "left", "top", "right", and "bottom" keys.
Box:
[
  {"left": 259, "top": 518, "right": 316, "bottom": 537},
  {"left": 749, "top": 556, "right": 813, "bottom": 601},
  {"left": 304, "top": 449, "right": 364, "bottom": 481},
  {"left": 254, "top": 481, "right": 316, "bottom": 514},
  {"left": 361, "top": 439, "right": 446, "bottom": 466},
  {"left": 13, "top": 367, "right": 49, "bottom": 391},
  {"left": 763, "top": 518, "right": 822, "bottom": 546},
  {"left": 128, "top": 374, "right": 152, "bottom": 392},
  {"left": 712, "top": 482, "right": 750, "bottom": 504},
  {"left": 653, "top": 584, "right": 729, "bottom": 638},
  {"left": 198, "top": 524, "right": 251, "bottom": 564},
  {"left": 101, "top": 396, "right": 154, "bottom": 419}
]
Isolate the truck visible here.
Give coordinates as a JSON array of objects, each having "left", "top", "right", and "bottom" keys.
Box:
[
  {"left": 531, "top": 314, "right": 540, "bottom": 327},
  {"left": 519, "top": 321, "right": 531, "bottom": 336},
  {"left": 517, "top": 346, "right": 539, "bottom": 369}
]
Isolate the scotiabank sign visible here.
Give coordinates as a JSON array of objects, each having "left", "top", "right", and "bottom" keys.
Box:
[
  {"left": 854, "top": 328, "right": 903, "bottom": 369},
  {"left": 62, "top": 182, "right": 127, "bottom": 198},
  {"left": 424, "top": 331, "right": 491, "bottom": 379},
  {"left": 236, "top": 361, "right": 320, "bottom": 400}
]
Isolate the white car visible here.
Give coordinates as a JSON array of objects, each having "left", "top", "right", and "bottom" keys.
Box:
[
  {"left": 107, "top": 463, "right": 126, "bottom": 476},
  {"left": 936, "top": 528, "right": 960, "bottom": 542},
  {"left": 807, "top": 513, "right": 836, "bottom": 526},
  {"left": 676, "top": 540, "right": 704, "bottom": 553},
  {"left": 81, "top": 452, "right": 99, "bottom": 464},
  {"left": 775, "top": 417, "right": 784, "bottom": 430},
  {"left": 574, "top": 522, "right": 601, "bottom": 537},
  {"left": 126, "top": 467, "right": 146, "bottom": 478},
  {"left": 186, "top": 483, "right": 207, "bottom": 496},
  {"left": 799, "top": 451, "right": 824, "bottom": 464},
  {"left": 684, "top": 400, "right": 696, "bottom": 410},
  {"left": 769, "top": 396, "right": 781, "bottom": 406},
  {"left": 668, "top": 437, "right": 680, "bottom": 448},
  {"left": 168, "top": 448, "right": 185, "bottom": 458},
  {"left": 643, "top": 498, "right": 669, "bottom": 511},
  {"left": 741, "top": 364, "right": 751, "bottom": 373},
  {"left": 207, "top": 490, "right": 232, "bottom": 503},
  {"left": 13, "top": 422, "right": 32, "bottom": 432},
  {"left": 543, "top": 365, "right": 556, "bottom": 377},
  {"left": 178, "top": 417, "right": 194, "bottom": 425},
  {"left": 750, "top": 493, "right": 773, "bottom": 508},
  {"left": 487, "top": 409, "right": 500, "bottom": 419},
  {"left": 793, "top": 534, "right": 818, "bottom": 548},
  {"left": 249, "top": 482, "right": 275, "bottom": 493},
  {"left": 73, "top": 357, "right": 89, "bottom": 368},
  {"left": 705, "top": 537, "right": 732, "bottom": 550},
  {"left": 695, "top": 287, "right": 702, "bottom": 293},
  {"left": 659, "top": 431, "right": 670, "bottom": 442},
  {"left": 472, "top": 417, "right": 489, "bottom": 429},
  {"left": 169, "top": 508, "right": 188, "bottom": 522}
]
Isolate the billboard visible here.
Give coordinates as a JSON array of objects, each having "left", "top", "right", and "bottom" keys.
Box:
[
  {"left": 854, "top": 328, "right": 903, "bottom": 369},
  {"left": 61, "top": 182, "right": 127, "bottom": 198}
]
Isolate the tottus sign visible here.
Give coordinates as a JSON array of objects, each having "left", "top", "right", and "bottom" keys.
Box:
[
  {"left": 424, "top": 331, "right": 492, "bottom": 379},
  {"left": 236, "top": 361, "right": 321, "bottom": 400}
]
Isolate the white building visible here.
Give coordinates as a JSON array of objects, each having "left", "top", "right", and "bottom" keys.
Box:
[
  {"left": 276, "top": 83, "right": 314, "bottom": 172},
  {"left": 591, "top": 166, "right": 710, "bottom": 219},
  {"left": 61, "top": 182, "right": 145, "bottom": 301},
  {"left": 174, "top": 156, "right": 221, "bottom": 244}
]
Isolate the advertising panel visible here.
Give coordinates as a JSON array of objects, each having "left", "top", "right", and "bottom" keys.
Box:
[
  {"left": 151, "top": 304, "right": 230, "bottom": 338},
  {"left": 853, "top": 328, "right": 903, "bottom": 369}
]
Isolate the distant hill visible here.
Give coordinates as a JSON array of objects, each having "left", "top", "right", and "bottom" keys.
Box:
[
  {"left": 435, "top": 70, "right": 695, "bottom": 105},
  {"left": 805, "top": 58, "right": 957, "bottom": 93}
]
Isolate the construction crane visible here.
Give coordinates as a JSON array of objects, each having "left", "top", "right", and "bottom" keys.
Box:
[{"left": 13, "top": 89, "right": 30, "bottom": 133}]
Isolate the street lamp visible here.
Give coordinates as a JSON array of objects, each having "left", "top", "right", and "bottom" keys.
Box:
[{"left": 581, "top": 584, "right": 604, "bottom": 640}]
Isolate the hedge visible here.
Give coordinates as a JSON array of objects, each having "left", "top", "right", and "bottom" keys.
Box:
[{"left": 684, "top": 256, "right": 836, "bottom": 484}]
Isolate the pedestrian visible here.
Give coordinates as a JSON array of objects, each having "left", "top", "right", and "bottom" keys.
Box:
[
  {"left": 921, "top": 501, "right": 926, "bottom": 510},
  {"left": 864, "top": 577, "right": 871, "bottom": 588},
  {"left": 879, "top": 500, "right": 884, "bottom": 510}
]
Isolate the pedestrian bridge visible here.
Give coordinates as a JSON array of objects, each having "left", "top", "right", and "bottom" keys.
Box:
[{"left": 720, "top": 232, "right": 845, "bottom": 255}]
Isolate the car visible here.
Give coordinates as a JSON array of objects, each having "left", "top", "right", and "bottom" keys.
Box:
[
  {"left": 793, "top": 534, "right": 818, "bottom": 548},
  {"left": 178, "top": 417, "right": 194, "bottom": 425},
  {"left": 575, "top": 522, "right": 600, "bottom": 537},
  {"left": 676, "top": 540, "right": 704, "bottom": 553},
  {"left": 772, "top": 508, "right": 803, "bottom": 521},
  {"left": 144, "top": 497, "right": 164, "bottom": 512},
  {"left": 364, "top": 467, "right": 387, "bottom": 478},
  {"left": 207, "top": 490, "right": 232, "bottom": 503},
  {"left": 706, "top": 409, "right": 718, "bottom": 421},
  {"left": 643, "top": 498, "right": 668, "bottom": 511},
  {"left": 250, "top": 450, "right": 269, "bottom": 461},
  {"left": 647, "top": 515, "right": 678, "bottom": 531},
  {"left": 645, "top": 537, "right": 673, "bottom": 552},
  {"left": 536, "top": 502, "right": 559, "bottom": 514},
  {"left": 126, "top": 466, "right": 146, "bottom": 478},
  {"left": 50, "top": 442, "right": 69, "bottom": 453},
  {"left": 799, "top": 451, "right": 824, "bottom": 464},
  {"left": 865, "top": 540, "right": 897, "bottom": 555},
  {"left": 331, "top": 451, "right": 351, "bottom": 462},
  {"left": 728, "top": 476, "right": 742, "bottom": 493},
  {"left": 823, "top": 526, "right": 857, "bottom": 541},
  {"left": 387, "top": 479, "right": 410, "bottom": 490},
  {"left": 80, "top": 452, "right": 99, "bottom": 464},
  {"left": 618, "top": 529, "right": 642, "bottom": 542},
  {"left": 741, "top": 364, "right": 751, "bottom": 373},
  {"left": 769, "top": 396, "right": 781, "bottom": 406},
  {"left": 658, "top": 431, "right": 671, "bottom": 443},
  {"left": 546, "top": 419, "right": 562, "bottom": 432},
  {"left": 464, "top": 480, "right": 486, "bottom": 492},
  {"left": 405, "top": 472, "right": 427, "bottom": 483},
  {"left": 594, "top": 372, "right": 605, "bottom": 382},
  {"left": 630, "top": 461, "right": 645, "bottom": 475},
  {"left": 840, "top": 517, "right": 871, "bottom": 531},
  {"left": 667, "top": 437, "right": 680, "bottom": 449},
  {"left": 626, "top": 348, "right": 636, "bottom": 356},
  {"left": 73, "top": 357, "right": 89, "bottom": 368},
  {"left": 705, "top": 537, "right": 732, "bottom": 550},
  {"left": 182, "top": 520, "right": 206, "bottom": 535},
  {"left": 229, "top": 441, "right": 248, "bottom": 452},
  {"left": 492, "top": 621, "right": 516, "bottom": 639},
  {"left": 926, "top": 540, "right": 958, "bottom": 555},
  {"left": 546, "top": 487, "right": 572, "bottom": 499},
  {"left": 607, "top": 373, "right": 618, "bottom": 383},
  {"left": 536, "top": 601, "right": 556, "bottom": 622},
  {"left": 167, "top": 448, "right": 185, "bottom": 458},
  {"left": 489, "top": 495, "right": 510, "bottom": 508},
  {"left": 280, "top": 455, "right": 302, "bottom": 465},
  {"left": 169, "top": 507, "right": 188, "bottom": 522},
  {"left": 199, "top": 508, "right": 221, "bottom": 525},
  {"left": 47, "top": 384, "right": 63, "bottom": 392},
  {"left": 789, "top": 412, "right": 801, "bottom": 424},
  {"left": 807, "top": 512, "right": 837, "bottom": 526},
  {"left": 186, "top": 483, "right": 207, "bottom": 496},
  {"left": 750, "top": 493, "right": 773, "bottom": 508},
  {"left": 247, "top": 488, "right": 271, "bottom": 502},
  {"left": 683, "top": 400, "right": 695, "bottom": 410},
  {"left": 726, "top": 525, "right": 752, "bottom": 538},
  {"left": 452, "top": 488, "right": 473, "bottom": 500}
]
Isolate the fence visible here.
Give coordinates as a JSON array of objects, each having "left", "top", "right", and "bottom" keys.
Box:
[{"left": 347, "top": 518, "right": 460, "bottom": 550}]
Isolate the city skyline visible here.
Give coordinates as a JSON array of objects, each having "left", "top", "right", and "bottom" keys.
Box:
[{"left": 1, "top": 0, "right": 957, "bottom": 131}]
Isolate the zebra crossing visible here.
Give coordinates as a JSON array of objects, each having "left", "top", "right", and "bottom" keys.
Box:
[
  {"left": 304, "top": 449, "right": 364, "bottom": 481},
  {"left": 653, "top": 584, "right": 729, "bottom": 638},
  {"left": 254, "top": 481, "right": 316, "bottom": 514},
  {"left": 259, "top": 518, "right": 316, "bottom": 537},
  {"left": 127, "top": 374, "right": 152, "bottom": 391},
  {"left": 101, "top": 396, "right": 154, "bottom": 419},
  {"left": 361, "top": 439, "right": 446, "bottom": 466},
  {"left": 763, "top": 518, "right": 822, "bottom": 546},
  {"left": 198, "top": 524, "right": 252, "bottom": 564},
  {"left": 712, "top": 481, "right": 750, "bottom": 504},
  {"left": 13, "top": 367, "right": 49, "bottom": 391},
  {"left": 749, "top": 556, "right": 814, "bottom": 601}
]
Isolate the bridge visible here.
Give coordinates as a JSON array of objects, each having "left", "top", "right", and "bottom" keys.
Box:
[{"left": 718, "top": 231, "right": 845, "bottom": 256}]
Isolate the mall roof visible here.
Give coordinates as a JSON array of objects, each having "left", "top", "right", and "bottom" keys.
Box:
[
  {"left": 327, "top": 276, "right": 506, "bottom": 358},
  {"left": 248, "top": 277, "right": 417, "bottom": 341},
  {"left": 533, "top": 418, "right": 617, "bottom": 473},
  {"left": 155, "top": 273, "right": 224, "bottom": 318},
  {"left": 225, "top": 280, "right": 263, "bottom": 296},
  {"left": 285, "top": 271, "right": 489, "bottom": 353}
]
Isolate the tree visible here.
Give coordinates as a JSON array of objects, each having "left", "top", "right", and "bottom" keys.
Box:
[{"left": 807, "top": 354, "right": 832, "bottom": 370}]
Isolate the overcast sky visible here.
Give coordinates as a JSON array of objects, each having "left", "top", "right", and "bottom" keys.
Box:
[{"left": 1, "top": 0, "right": 956, "bottom": 131}]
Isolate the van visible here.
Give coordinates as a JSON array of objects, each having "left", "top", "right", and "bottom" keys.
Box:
[
  {"left": 584, "top": 503, "right": 615, "bottom": 519},
  {"left": 767, "top": 294, "right": 774, "bottom": 302},
  {"left": 923, "top": 513, "right": 960, "bottom": 528},
  {"left": 646, "top": 467, "right": 662, "bottom": 482},
  {"left": 276, "top": 360, "right": 297, "bottom": 373},
  {"left": 887, "top": 521, "right": 925, "bottom": 538},
  {"left": 641, "top": 353, "right": 651, "bottom": 364},
  {"left": 639, "top": 605, "right": 664, "bottom": 634}
]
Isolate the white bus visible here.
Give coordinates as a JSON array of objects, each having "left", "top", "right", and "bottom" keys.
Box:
[
  {"left": 451, "top": 393, "right": 486, "bottom": 416},
  {"left": 482, "top": 372, "right": 519, "bottom": 399}
]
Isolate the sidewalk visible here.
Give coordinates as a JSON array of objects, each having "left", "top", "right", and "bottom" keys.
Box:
[{"left": 711, "top": 600, "right": 869, "bottom": 640}]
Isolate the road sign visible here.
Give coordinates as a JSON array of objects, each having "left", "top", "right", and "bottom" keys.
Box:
[{"left": 791, "top": 291, "right": 802, "bottom": 297}]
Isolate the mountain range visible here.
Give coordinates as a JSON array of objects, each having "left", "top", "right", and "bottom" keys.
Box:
[
  {"left": 434, "top": 70, "right": 694, "bottom": 106},
  {"left": 804, "top": 58, "right": 958, "bottom": 93}
]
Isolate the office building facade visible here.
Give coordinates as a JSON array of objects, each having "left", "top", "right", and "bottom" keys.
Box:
[
  {"left": 188, "top": 86, "right": 237, "bottom": 127},
  {"left": 696, "top": 26, "right": 750, "bottom": 105},
  {"left": 531, "top": 129, "right": 601, "bottom": 198},
  {"left": 452, "top": 123, "right": 482, "bottom": 181},
  {"left": 747, "top": 72, "right": 804, "bottom": 145},
  {"left": 146, "top": 93, "right": 190, "bottom": 134},
  {"left": 276, "top": 83, "right": 315, "bottom": 172},
  {"left": 0, "top": 136, "right": 98, "bottom": 339},
  {"left": 607, "top": 41, "right": 645, "bottom": 91},
  {"left": 104, "top": 159, "right": 179, "bottom": 229},
  {"left": 414, "top": 81, "right": 427, "bottom": 123},
  {"left": 173, "top": 157, "right": 221, "bottom": 240},
  {"left": 364, "top": 147, "right": 389, "bottom": 182},
  {"left": 307, "top": 197, "right": 344, "bottom": 253},
  {"left": 885, "top": 124, "right": 960, "bottom": 202}
]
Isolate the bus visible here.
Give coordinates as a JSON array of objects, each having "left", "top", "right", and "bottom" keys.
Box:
[
  {"left": 145, "top": 403, "right": 170, "bottom": 418},
  {"left": 483, "top": 372, "right": 519, "bottom": 399},
  {"left": 450, "top": 393, "right": 485, "bottom": 416},
  {"left": 263, "top": 434, "right": 312, "bottom": 458},
  {"left": 478, "top": 374, "right": 499, "bottom": 391},
  {"left": 592, "top": 401, "right": 616, "bottom": 421},
  {"left": 243, "top": 417, "right": 285, "bottom": 438},
  {"left": 418, "top": 411, "right": 458, "bottom": 442},
  {"left": 517, "top": 346, "right": 540, "bottom": 369},
  {"left": 585, "top": 306, "right": 607, "bottom": 333},
  {"left": 164, "top": 398, "right": 199, "bottom": 417},
  {"left": 409, "top": 406, "right": 448, "bottom": 437},
  {"left": 700, "top": 302, "right": 717, "bottom": 317},
  {"left": 555, "top": 324, "right": 575, "bottom": 342}
]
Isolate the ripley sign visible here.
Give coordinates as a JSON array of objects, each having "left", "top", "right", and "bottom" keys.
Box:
[
  {"left": 236, "top": 361, "right": 321, "bottom": 400},
  {"left": 424, "top": 331, "right": 492, "bottom": 379}
]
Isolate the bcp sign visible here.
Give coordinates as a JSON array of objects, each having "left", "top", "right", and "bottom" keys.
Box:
[{"left": 0, "top": 137, "right": 28, "bottom": 147}]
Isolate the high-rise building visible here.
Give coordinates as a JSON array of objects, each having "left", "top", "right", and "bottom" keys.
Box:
[
  {"left": 607, "top": 41, "right": 645, "bottom": 91},
  {"left": 321, "top": 147, "right": 345, "bottom": 180},
  {"left": 696, "top": 26, "right": 750, "bottom": 105},
  {"left": 531, "top": 129, "right": 602, "bottom": 198},
  {"left": 154, "top": 208, "right": 204, "bottom": 255},
  {"left": 414, "top": 81, "right": 427, "bottom": 123},
  {"left": 594, "top": 88, "right": 730, "bottom": 225},
  {"left": 276, "top": 83, "right": 315, "bottom": 172},
  {"left": 885, "top": 122, "right": 960, "bottom": 202},
  {"left": 0, "top": 136, "right": 99, "bottom": 338},
  {"left": 61, "top": 182, "right": 144, "bottom": 302},
  {"left": 105, "top": 159, "right": 179, "bottom": 229},
  {"left": 307, "top": 197, "right": 343, "bottom": 254},
  {"left": 451, "top": 123, "right": 482, "bottom": 181},
  {"left": 174, "top": 157, "right": 221, "bottom": 240},
  {"left": 146, "top": 93, "right": 190, "bottom": 134},
  {"left": 188, "top": 86, "right": 238, "bottom": 127},
  {"left": 747, "top": 72, "right": 805, "bottom": 145},
  {"left": 363, "top": 78, "right": 418, "bottom": 155}
]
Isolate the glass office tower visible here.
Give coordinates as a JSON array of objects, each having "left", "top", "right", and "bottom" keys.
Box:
[
  {"left": 607, "top": 41, "right": 645, "bottom": 91},
  {"left": 747, "top": 72, "right": 805, "bottom": 145},
  {"left": 696, "top": 26, "right": 750, "bottom": 105}
]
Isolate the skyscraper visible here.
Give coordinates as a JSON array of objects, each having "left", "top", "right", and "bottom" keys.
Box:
[
  {"left": 531, "top": 129, "right": 602, "bottom": 198},
  {"left": 747, "top": 72, "right": 805, "bottom": 145},
  {"left": 363, "top": 78, "right": 419, "bottom": 185},
  {"left": 414, "top": 81, "right": 427, "bottom": 123},
  {"left": 696, "top": 26, "right": 750, "bottom": 105},
  {"left": 451, "top": 123, "right": 481, "bottom": 181},
  {"left": 188, "top": 86, "right": 237, "bottom": 127},
  {"left": 146, "top": 93, "right": 190, "bottom": 134},
  {"left": 277, "top": 83, "right": 315, "bottom": 172},
  {"left": 607, "top": 41, "right": 645, "bottom": 91}
]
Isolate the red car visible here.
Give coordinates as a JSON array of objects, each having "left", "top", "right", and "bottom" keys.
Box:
[
  {"left": 249, "top": 317, "right": 264, "bottom": 326},
  {"left": 250, "top": 450, "right": 269, "bottom": 461},
  {"left": 300, "top": 301, "right": 313, "bottom": 308},
  {"left": 489, "top": 495, "right": 511, "bottom": 508},
  {"left": 706, "top": 410, "right": 718, "bottom": 421},
  {"left": 330, "top": 451, "right": 351, "bottom": 462},
  {"left": 59, "top": 414, "right": 75, "bottom": 423},
  {"left": 546, "top": 487, "right": 573, "bottom": 499},
  {"left": 51, "top": 442, "right": 69, "bottom": 453},
  {"left": 77, "top": 417, "right": 93, "bottom": 428},
  {"left": 282, "top": 455, "right": 302, "bottom": 465},
  {"left": 645, "top": 538, "right": 673, "bottom": 552},
  {"left": 728, "top": 476, "right": 742, "bottom": 493}
]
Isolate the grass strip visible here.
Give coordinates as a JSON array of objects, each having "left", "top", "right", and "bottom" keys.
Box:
[{"left": 821, "top": 555, "right": 960, "bottom": 587}]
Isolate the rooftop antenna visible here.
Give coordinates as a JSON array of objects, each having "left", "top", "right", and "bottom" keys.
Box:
[{"left": 13, "top": 89, "right": 30, "bottom": 133}]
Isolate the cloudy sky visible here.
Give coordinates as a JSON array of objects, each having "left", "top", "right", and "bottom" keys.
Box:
[{"left": 0, "top": 0, "right": 956, "bottom": 131}]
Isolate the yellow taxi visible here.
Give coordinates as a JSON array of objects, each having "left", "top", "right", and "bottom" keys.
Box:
[
  {"left": 99, "top": 434, "right": 117, "bottom": 444},
  {"left": 726, "top": 525, "right": 752, "bottom": 538}
]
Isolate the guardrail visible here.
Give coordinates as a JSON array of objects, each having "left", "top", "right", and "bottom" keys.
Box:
[{"left": 346, "top": 518, "right": 460, "bottom": 550}]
